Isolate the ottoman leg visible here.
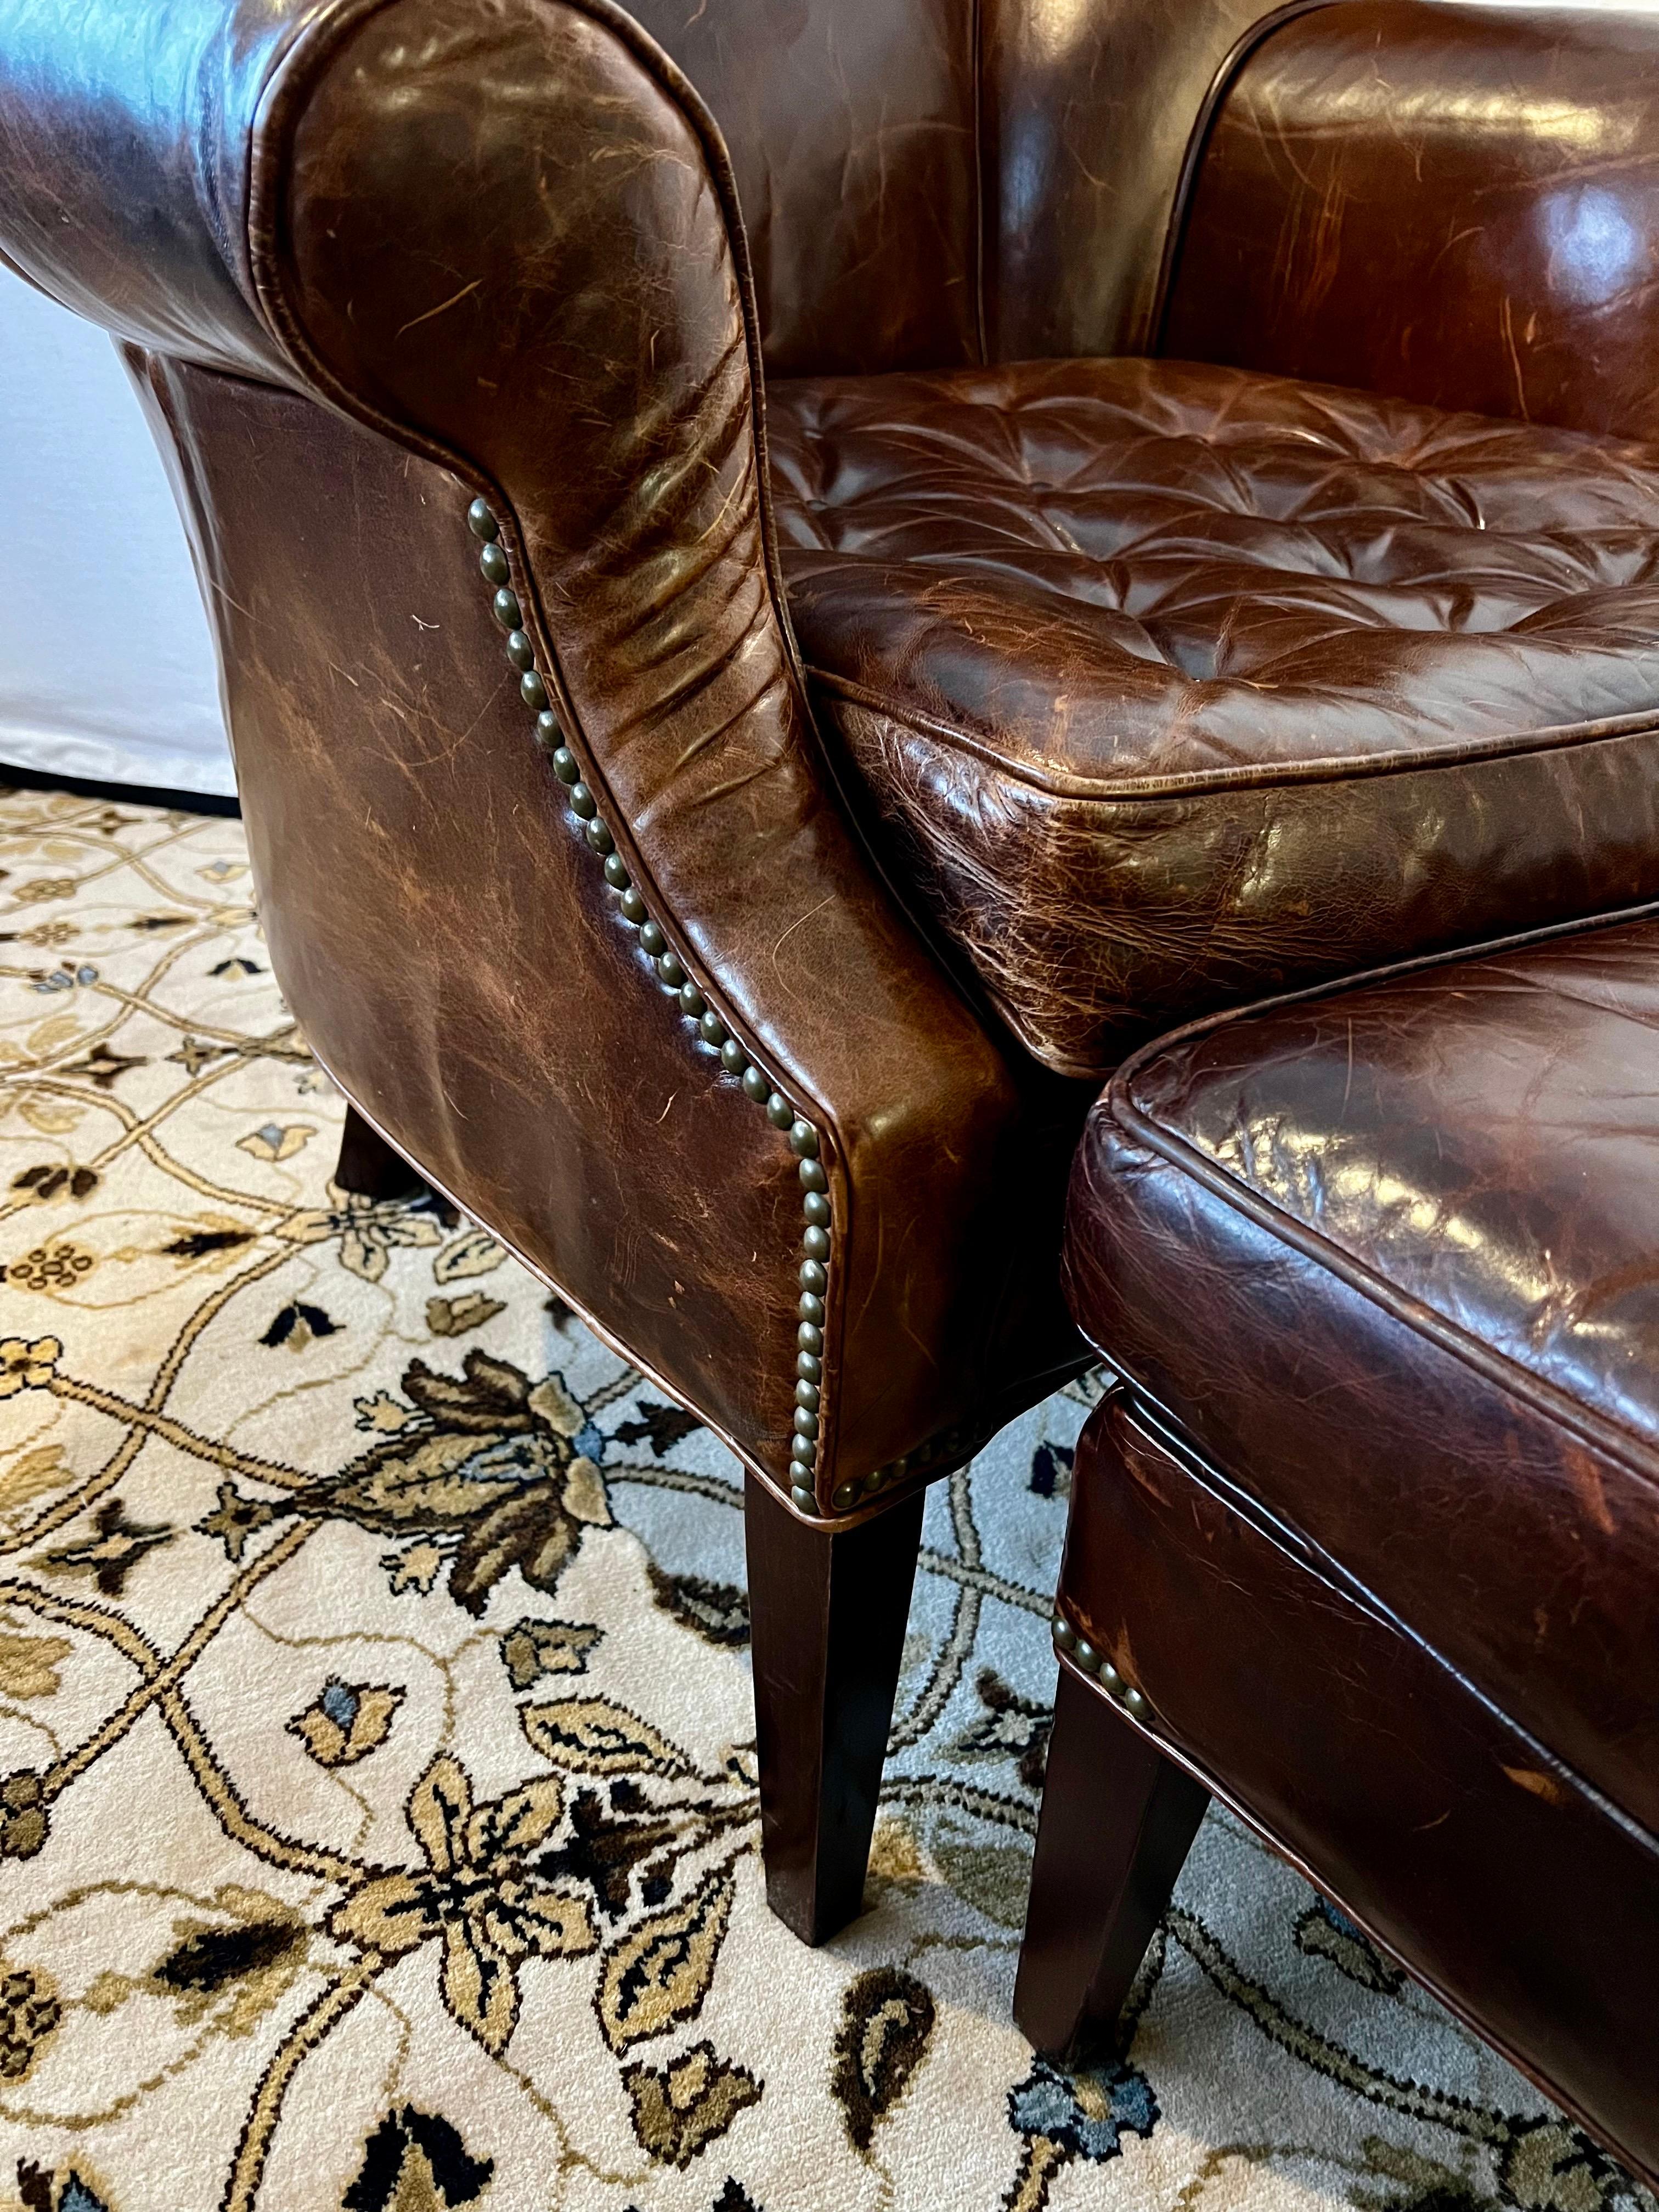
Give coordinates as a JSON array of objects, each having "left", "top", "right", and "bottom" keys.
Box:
[
  {"left": 745, "top": 1472, "right": 924, "bottom": 1946},
  {"left": 1015, "top": 1665, "right": 1210, "bottom": 2058},
  {"left": 334, "top": 1101, "right": 426, "bottom": 1200}
]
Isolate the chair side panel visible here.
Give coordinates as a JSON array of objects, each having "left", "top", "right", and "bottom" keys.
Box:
[
  {"left": 1062, "top": 1397, "right": 1659, "bottom": 2190},
  {"left": 139, "top": 354, "right": 808, "bottom": 1486}
]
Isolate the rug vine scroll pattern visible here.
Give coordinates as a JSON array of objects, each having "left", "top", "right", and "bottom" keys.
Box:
[{"left": 0, "top": 789, "right": 1646, "bottom": 2212}]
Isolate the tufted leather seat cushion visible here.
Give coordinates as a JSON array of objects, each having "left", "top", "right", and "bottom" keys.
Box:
[
  {"left": 769, "top": 357, "right": 1659, "bottom": 1076},
  {"left": 1062, "top": 911, "right": 1659, "bottom": 1843}
]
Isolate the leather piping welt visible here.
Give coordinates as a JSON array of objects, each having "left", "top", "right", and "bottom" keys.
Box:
[{"left": 462, "top": 495, "right": 867, "bottom": 1520}]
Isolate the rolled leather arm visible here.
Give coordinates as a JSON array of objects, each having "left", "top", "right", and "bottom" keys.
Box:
[
  {"left": 0, "top": 0, "right": 1081, "bottom": 1511},
  {"left": 1164, "top": 0, "right": 1659, "bottom": 444}
]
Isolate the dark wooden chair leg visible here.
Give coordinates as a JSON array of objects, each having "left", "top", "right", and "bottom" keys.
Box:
[
  {"left": 744, "top": 1471, "right": 924, "bottom": 1946},
  {"left": 1015, "top": 1663, "right": 1210, "bottom": 2059},
  {"left": 332, "top": 1101, "right": 426, "bottom": 1201}
]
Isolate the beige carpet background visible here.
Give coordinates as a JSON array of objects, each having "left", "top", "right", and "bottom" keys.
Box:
[{"left": 0, "top": 787, "right": 1645, "bottom": 2212}]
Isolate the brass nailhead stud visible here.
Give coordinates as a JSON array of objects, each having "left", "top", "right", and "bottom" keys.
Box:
[
  {"left": 462, "top": 496, "right": 830, "bottom": 1510},
  {"left": 1052, "top": 1614, "right": 1076, "bottom": 1651},
  {"left": 864, "top": 1468, "right": 885, "bottom": 1495},
  {"left": 832, "top": 1481, "right": 859, "bottom": 1511},
  {"left": 1073, "top": 1640, "right": 1102, "bottom": 1676},
  {"left": 1099, "top": 1659, "right": 1122, "bottom": 1694},
  {"left": 1122, "top": 1686, "right": 1149, "bottom": 1720}
]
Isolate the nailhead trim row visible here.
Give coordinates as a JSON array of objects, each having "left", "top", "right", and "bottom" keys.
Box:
[
  {"left": 1051, "top": 1609, "right": 1151, "bottom": 1722},
  {"left": 466, "top": 497, "right": 836, "bottom": 1512}
]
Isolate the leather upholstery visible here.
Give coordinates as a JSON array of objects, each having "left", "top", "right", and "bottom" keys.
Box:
[
  {"left": 979, "top": 0, "right": 1308, "bottom": 362},
  {"left": 0, "top": 0, "right": 305, "bottom": 383},
  {"left": 0, "top": 0, "right": 1295, "bottom": 386},
  {"left": 1166, "top": 1, "right": 1659, "bottom": 443},
  {"left": 12, "top": 0, "right": 1659, "bottom": 1505},
  {"left": 1064, "top": 912, "right": 1659, "bottom": 1849},
  {"left": 1060, "top": 1396, "right": 1659, "bottom": 2190},
  {"left": 622, "top": 0, "right": 981, "bottom": 376},
  {"left": 772, "top": 356, "right": 1659, "bottom": 1074},
  {"left": 0, "top": 0, "right": 1090, "bottom": 1514}
]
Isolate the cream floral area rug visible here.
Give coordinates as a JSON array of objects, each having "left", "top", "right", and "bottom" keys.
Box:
[{"left": 0, "top": 785, "right": 1647, "bottom": 2212}]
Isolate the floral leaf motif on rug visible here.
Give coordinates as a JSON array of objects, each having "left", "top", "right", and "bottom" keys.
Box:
[{"left": 0, "top": 788, "right": 1649, "bottom": 2212}]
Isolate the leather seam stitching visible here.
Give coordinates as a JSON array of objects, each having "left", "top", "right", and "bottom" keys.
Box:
[
  {"left": 1148, "top": 0, "right": 1346, "bottom": 353},
  {"left": 1098, "top": 1388, "right": 1659, "bottom": 1857},
  {"left": 806, "top": 664, "right": 1659, "bottom": 803},
  {"left": 1098, "top": 1079, "right": 1659, "bottom": 1498}
]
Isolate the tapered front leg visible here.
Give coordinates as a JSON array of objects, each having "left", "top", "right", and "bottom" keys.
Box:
[
  {"left": 744, "top": 1473, "right": 924, "bottom": 1945},
  {"left": 1015, "top": 1664, "right": 1210, "bottom": 2058},
  {"left": 333, "top": 1101, "right": 426, "bottom": 1201}
]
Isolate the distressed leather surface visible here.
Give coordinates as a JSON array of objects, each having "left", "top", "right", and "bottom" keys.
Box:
[
  {"left": 14, "top": 0, "right": 1659, "bottom": 1500},
  {"left": 622, "top": 0, "right": 981, "bottom": 376},
  {"left": 979, "top": 0, "right": 1307, "bottom": 361},
  {"left": 0, "top": 0, "right": 1295, "bottom": 386},
  {"left": 1064, "top": 912, "right": 1659, "bottom": 1846},
  {"left": 0, "top": 0, "right": 1092, "bottom": 1511},
  {"left": 1060, "top": 1398, "right": 1659, "bottom": 2190},
  {"left": 771, "top": 356, "right": 1659, "bottom": 1075},
  {"left": 0, "top": 0, "right": 307, "bottom": 382},
  {"left": 1166, "top": 1, "right": 1659, "bottom": 443},
  {"left": 628, "top": 0, "right": 1304, "bottom": 372},
  {"left": 266, "top": 0, "right": 1088, "bottom": 1507}
]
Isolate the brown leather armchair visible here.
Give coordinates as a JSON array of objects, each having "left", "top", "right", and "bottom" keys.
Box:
[{"left": 5, "top": 0, "right": 1659, "bottom": 1944}]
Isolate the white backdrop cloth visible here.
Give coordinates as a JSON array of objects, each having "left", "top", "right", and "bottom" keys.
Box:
[{"left": 0, "top": 266, "right": 234, "bottom": 797}]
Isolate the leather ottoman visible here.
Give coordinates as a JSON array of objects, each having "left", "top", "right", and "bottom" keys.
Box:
[{"left": 1015, "top": 912, "right": 1659, "bottom": 2191}]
